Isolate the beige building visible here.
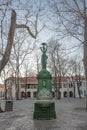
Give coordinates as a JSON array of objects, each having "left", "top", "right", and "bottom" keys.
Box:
[{"left": 5, "top": 76, "right": 86, "bottom": 99}]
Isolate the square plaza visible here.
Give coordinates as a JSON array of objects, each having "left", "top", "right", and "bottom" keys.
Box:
[{"left": 0, "top": 98, "right": 87, "bottom": 130}]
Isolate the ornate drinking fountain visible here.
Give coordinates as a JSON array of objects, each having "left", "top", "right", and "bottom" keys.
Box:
[{"left": 33, "top": 43, "right": 56, "bottom": 119}]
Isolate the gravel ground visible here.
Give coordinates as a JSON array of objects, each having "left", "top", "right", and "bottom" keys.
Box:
[{"left": 0, "top": 98, "right": 87, "bottom": 130}]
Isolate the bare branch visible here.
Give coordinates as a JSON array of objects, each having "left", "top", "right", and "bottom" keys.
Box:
[{"left": 16, "top": 24, "right": 37, "bottom": 39}]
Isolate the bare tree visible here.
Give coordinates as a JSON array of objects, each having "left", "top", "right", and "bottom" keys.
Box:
[
  {"left": 0, "top": 0, "right": 45, "bottom": 102},
  {"left": 23, "top": 63, "right": 29, "bottom": 99},
  {"left": 35, "top": 52, "right": 41, "bottom": 74},
  {"left": 67, "top": 56, "right": 84, "bottom": 98},
  {"left": 48, "top": 38, "right": 68, "bottom": 99},
  {"left": 0, "top": 0, "right": 45, "bottom": 111},
  {"left": 0, "top": 0, "right": 45, "bottom": 73},
  {"left": 9, "top": 31, "right": 34, "bottom": 99},
  {"left": 0, "top": 9, "right": 37, "bottom": 73},
  {"left": 48, "top": 0, "right": 87, "bottom": 108},
  {"left": 0, "top": 9, "right": 37, "bottom": 100}
]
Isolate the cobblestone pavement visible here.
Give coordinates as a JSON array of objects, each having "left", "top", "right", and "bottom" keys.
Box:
[{"left": 0, "top": 98, "right": 87, "bottom": 130}]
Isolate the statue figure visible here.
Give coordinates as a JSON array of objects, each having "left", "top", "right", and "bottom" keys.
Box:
[{"left": 40, "top": 43, "right": 48, "bottom": 69}]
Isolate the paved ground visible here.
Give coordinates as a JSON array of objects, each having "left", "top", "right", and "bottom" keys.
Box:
[{"left": 0, "top": 98, "right": 87, "bottom": 130}]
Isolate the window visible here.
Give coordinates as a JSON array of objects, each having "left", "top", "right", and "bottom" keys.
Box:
[
  {"left": 63, "top": 83, "right": 67, "bottom": 88},
  {"left": 30, "top": 85, "right": 34, "bottom": 88},
  {"left": 21, "top": 85, "right": 25, "bottom": 88},
  {"left": 27, "top": 91, "right": 31, "bottom": 97},
  {"left": 84, "top": 90, "right": 86, "bottom": 96},
  {"left": 64, "top": 91, "right": 67, "bottom": 97},
  {"left": 80, "top": 90, "right": 83, "bottom": 95},
  {"left": 28, "top": 86, "right": 30, "bottom": 89},
  {"left": 57, "top": 83, "right": 62, "bottom": 88},
  {"left": 27, "top": 84, "right": 31, "bottom": 89},
  {"left": 25, "top": 84, "right": 38, "bottom": 89},
  {"left": 33, "top": 91, "right": 37, "bottom": 97},
  {"left": 69, "top": 91, "right": 73, "bottom": 97},
  {"left": 34, "top": 85, "right": 37, "bottom": 88},
  {"left": 69, "top": 83, "right": 72, "bottom": 88}
]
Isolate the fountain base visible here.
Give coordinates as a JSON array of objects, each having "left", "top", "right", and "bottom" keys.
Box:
[{"left": 33, "top": 101, "right": 56, "bottom": 119}]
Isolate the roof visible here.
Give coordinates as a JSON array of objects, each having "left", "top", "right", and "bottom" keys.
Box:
[
  {"left": 52, "top": 77, "right": 67, "bottom": 82},
  {"left": 20, "top": 77, "right": 38, "bottom": 83},
  {"left": 5, "top": 75, "right": 85, "bottom": 84},
  {"left": 5, "top": 76, "right": 15, "bottom": 82}
]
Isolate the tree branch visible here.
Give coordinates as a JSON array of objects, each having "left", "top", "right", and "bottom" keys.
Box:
[{"left": 16, "top": 24, "right": 36, "bottom": 39}]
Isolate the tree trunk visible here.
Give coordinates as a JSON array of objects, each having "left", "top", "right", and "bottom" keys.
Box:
[
  {"left": 54, "top": 77, "right": 58, "bottom": 98},
  {"left": 54, "top": 71, "right": 59, "bottom": 99},
  {"left": 73, "top": 83, "right": 76, "bottom": 98},
  {"left": 77, "top": 81, "right": 81, "bottom": 99},
  {"left": 0, "top": 107, "right": 3, "bottom": 113},
  {"left": 58, "top": 80, "right": 61, "bottom": 99},
  {"left": 4, "top": 81, "right": 7, "bottom": 99},
  {"left": 84, "top": 17, "right": 87, "bottom": 109},
  {"left": 0, "top": 10, "right": 16, "bottom": 74},
  {"left": 77, "top": 86, "right": 81, "bottom": 99},
  {"left": 0, "top": 10, "right": 16, "bottom": 112}
]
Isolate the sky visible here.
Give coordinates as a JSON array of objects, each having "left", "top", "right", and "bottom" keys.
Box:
[{"left": 0, "top": 0, "right": 84, "bottom": 83}]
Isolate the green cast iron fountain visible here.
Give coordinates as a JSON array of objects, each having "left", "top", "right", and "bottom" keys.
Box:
[{"left": 33, "top": 43, "right": 56, "bottom": 119}]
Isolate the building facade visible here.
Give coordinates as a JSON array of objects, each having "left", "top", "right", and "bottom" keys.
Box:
[
  {"left": 5, "top": 76, "right": 86, "bottom": 99},
  {"left": 0, "top": 84, "right": 5, "bottom": 98}
]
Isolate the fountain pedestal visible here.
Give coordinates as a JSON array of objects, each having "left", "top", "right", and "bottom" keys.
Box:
[{"left": 34, "top": 101, "right": 56, "bottom": 119}]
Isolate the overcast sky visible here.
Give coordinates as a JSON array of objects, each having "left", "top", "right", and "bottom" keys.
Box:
[{"left": 0, "top": 0, "right": 84, "bottom": 83}]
